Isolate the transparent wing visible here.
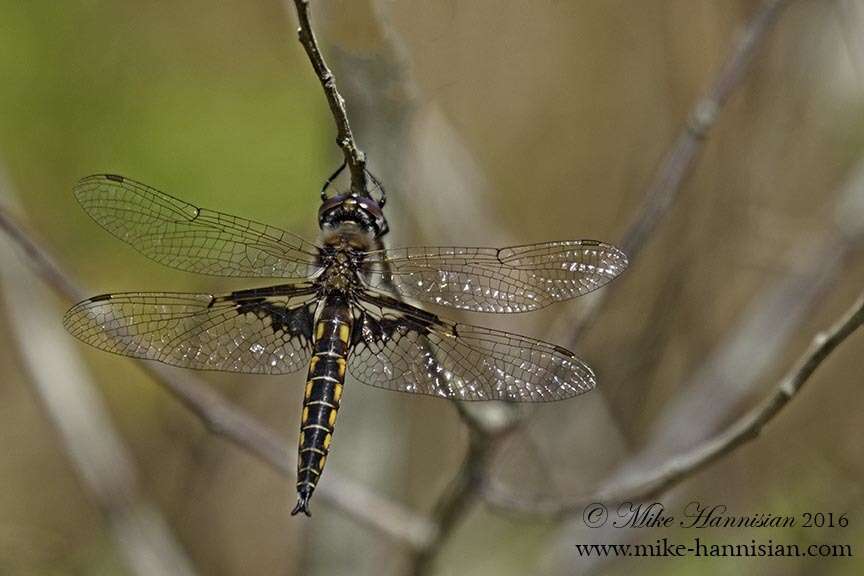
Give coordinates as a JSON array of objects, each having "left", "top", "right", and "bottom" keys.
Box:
[
  {"left": 64, "top": 284, "right": 318, "bottom": 374},
  {"left": 74, "top": 174, "right": 323, "bottom": 278},
  {"left": 362, "top": 241, "right": 627, "bottom": 313},
  {"left": 348, "top": 292, "right": 596, "bottom": 402}
]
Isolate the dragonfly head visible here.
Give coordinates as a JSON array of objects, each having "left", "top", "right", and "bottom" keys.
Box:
[{"left": 318, "top": 192, "right": 389, "bottom": 238}]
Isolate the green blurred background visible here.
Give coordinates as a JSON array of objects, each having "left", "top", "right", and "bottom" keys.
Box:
[{"left": 1, "top": 1, "right": 863, "bottom": 575}]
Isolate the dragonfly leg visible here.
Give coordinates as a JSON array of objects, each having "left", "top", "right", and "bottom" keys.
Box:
[
  {"left": 364, "top": 168, "right": 387, "bottom": 207},
  {"left": 321, "top": 161, "right": 347, "bottom": 201}
]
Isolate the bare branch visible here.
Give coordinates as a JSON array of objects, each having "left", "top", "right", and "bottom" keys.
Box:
[
  {"left": 544, "top": 151, "right": 864, "bottom": 575},
  {"left": 289, "top": 0, "right": 369, "bottom": 194},
  {"left": 409, "top": 415, "right": 519, "bottom": 576},
  {"left": 569, "top": 0, "right": 793, "bottom": 341},
  {"left": 0, "top": 181, "right": 198, "bottom": 576},
  {"left": 0, "top": 198, "right": 83, "bottom": 301},
  {"left": 621, "top": 0, "right": 789, "bottom": 258},
  {"left": 408, "top": 428, "right": 488, "bottom": 576},
  {"left": 485, "top": 289, "right": 864, "bottom": 516},
  {"left": 0, "top": 196, "right": 436, "bottom": 551}
]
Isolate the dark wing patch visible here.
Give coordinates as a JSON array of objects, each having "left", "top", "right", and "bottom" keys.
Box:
[
  {"left": 74, "top": 174, "right": 323, "bottom": 278},
  {"left": 361, "top": 241, "right": 627, "bottom": 313},
  {"left": 348, "top": 293, "right": 596, "bottom": 402},
  {"left": 64, "top": 285, "right": 317, "bottom": 374}
]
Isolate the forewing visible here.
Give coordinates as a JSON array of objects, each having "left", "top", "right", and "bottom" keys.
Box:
[
  {"left": 362, "top": 241, "right": 627, "bottom": 313},
  {"left": 74, "top": 174, "right": 322, "bottom": 278},
  {"left": 348, "top": 295, "right": 596, "bottom": 402},
  {"left": 64, "top": 285, "right": 318, "bottom": 374}
]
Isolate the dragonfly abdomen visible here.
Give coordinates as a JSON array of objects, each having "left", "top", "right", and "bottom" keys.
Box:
[{"left": 291, "top": 298, "right": 352, "bottom": 516}]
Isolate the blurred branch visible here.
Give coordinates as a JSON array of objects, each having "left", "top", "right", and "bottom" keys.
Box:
[
  {"left": 569, "top": 0, "right": 793, "bottom": 341},
  {"left": 485, "top": 288, "right": 864, "bottom": 516},
  {"left": 408, "top": 427, "right": 490, "bottom": 576},
  {"left": 485, "top": 146, "right": 864, "bottom": 529},
  {"left": 620, "top": 0, "right": 790, "bottom": 259},
  {"left": 0, "top": 196, "right": 436, "bottom": 551},
  {"left": 554, "top": 174, "right": 864, "bottom": 576},
  {"left": 409, "top": 408, "right": 519, "bottom": 576},
  {"left": 0, "top": 183, "right": 198, "bottom": 576},
  {"left": 289, "top": 0, "right": 369, "bottom": 194}
]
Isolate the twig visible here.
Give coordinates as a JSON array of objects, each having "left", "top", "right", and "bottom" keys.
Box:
[
  {"left": 290, "top": 0, "right": 369, "bottom": 195},
  {"left": 569, "top": 0, "right": 793, "bottom": 341},
  {"left": 485, "top": 289, "right": 864, "bottom": 516},
  {"left": 0, "top": 200, "right": 436, "bottom": 551},
  {"left": 408, "top": 428, "right": 488, "bottom": 576},
  {"left": 621, "top": 0, "right": 789, "bottom": 258},
  {"left": 0, "top": 200, "right": 82, "bottom": 301},
  {"left": 409, "top": 416, "right": 518, "bottom": 576}
]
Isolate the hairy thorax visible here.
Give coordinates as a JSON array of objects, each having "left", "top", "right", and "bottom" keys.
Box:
[{"left": 317, "top": 223, "right": 378, "bottom": 295}]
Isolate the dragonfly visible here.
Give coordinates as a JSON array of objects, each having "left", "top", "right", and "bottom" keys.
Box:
[{"left": 64, "top": 171, "right": 628, "bottom": 516}]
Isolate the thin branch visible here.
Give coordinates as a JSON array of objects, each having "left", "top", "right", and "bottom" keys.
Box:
[
  {"left": 0, "top": 200, "right": 436, "bottom": 551},
  {"left": 1, "top": 202, "right": 198, "bottom": 576},
  {"left": 290, "top": 0, "right": 369, "bottom": 194},
  {"left": 623, "top": 0, "right": 790, "bottom": 258},
  {"left": 0, "top": 200, "right": 83, "bottom": 301},
  {"left": 569, "top": 0, "right": 793, "bottom": 341},
  {"left": 485, "top": 289, "right": 864, "bottom": 517},
  {"left": 408, "top": 428, "right": 487, "bottom": 576},
  {"left": 409, "top": 417, "right": 518, "bottom": 576}
]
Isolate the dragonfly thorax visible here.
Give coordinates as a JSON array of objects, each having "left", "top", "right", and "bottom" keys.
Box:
[
  {"left": 317, "top": 228, "right": 372, "bottom": 294},
  {"left": 318, "top": 261, "right": 357, "bottom": 294}
]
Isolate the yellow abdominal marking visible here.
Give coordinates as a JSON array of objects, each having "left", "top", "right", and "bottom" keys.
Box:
[
  {"left": 304, "top": 381, "right": 313, "bottom": 399},
  {"left": 338, "top": 323, "right": 350, "bottom": 343},
  {"left": 302, "top": 407, "right": 309, "bottom": 423},
  {"left": 299, "top": 432, "right": 305, "bottom": 447},
  {"left": 334, "top": 383, "right": 343, "bottom": 402},
  {"left": 319, "top": 456, "right": 326, "bottom": 469},
  {"left": 336, "top": 357, "right": 346, "bottom": 377},
  {"left": 315, "top": 322, "right": 326, "bottom": 341},
  {"left": 309, "top": 356, "right": 319, "bottom": 371},
  {"left": 323, "top": 433, "right": 332, "bottom": 449},
  {"left": 328, "top": 409, "right": 337, "bottom": 427}
]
